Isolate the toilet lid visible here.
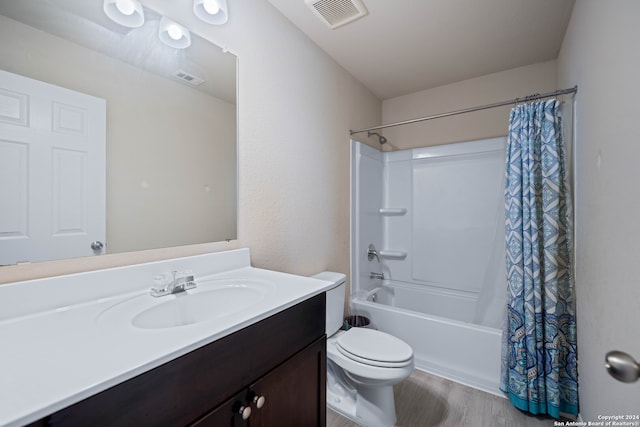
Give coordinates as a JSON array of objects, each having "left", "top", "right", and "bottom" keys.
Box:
[{"left": 336, "top": 328, "right": 413, "bottom": 368}]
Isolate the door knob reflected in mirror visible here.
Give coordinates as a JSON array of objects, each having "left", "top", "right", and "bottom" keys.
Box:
[
  {"left": 605, "top": 350, "right": 640, "bottom": 383},
  {"left": 90, "top": 241, "right": 104, "bottom": 252}
]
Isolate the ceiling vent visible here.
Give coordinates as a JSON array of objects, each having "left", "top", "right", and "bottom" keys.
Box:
[
  {"left": 305, "top": 0, "right": 368, "bottom": 29},
  {"left": 174, "top": 70, "right": 205, "bottom": 86}
]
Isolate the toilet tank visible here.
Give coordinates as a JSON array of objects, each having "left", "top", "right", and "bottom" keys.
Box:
[{"left": 311, "top": 271, "right": 346, "bottom": 336}]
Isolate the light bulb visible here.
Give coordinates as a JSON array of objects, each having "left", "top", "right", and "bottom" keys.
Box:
[
  {"left": 167, "top": 24, "right": 183, "bottom": 40},
  {"left": 193, "top": 0, "right": 227, "bottom": 25},
  {"left": 203, "top": 0, "right": 220, "bottom": 15},
  {"left": 158, "top": 16, "right": 190, "bottom": 48},
  {"left": 115, "top": 0, "right": 135, "bottom": 16},
  {"left": 104, "top": 0, "right": 144, "bottom": 28}
]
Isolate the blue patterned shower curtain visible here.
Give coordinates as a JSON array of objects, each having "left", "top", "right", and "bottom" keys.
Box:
[{"left": 501, "top": 99, "right": 578, "bottom": 418}]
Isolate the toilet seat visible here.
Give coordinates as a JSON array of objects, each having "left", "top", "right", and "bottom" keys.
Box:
[{"left": 336, "top": 328, "right": 413, "bottom": 368}]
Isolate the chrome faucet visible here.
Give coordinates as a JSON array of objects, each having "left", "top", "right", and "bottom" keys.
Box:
[
  {"left": 370, "top": 272, "right": 384, "bottom": 280},
  {"left": 151, "top": 270, "right": 197, "bottom": 297}
]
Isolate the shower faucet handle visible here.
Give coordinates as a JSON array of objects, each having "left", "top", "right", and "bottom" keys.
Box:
[{"left": 367, "top": 244, "right": 380, "bottom": 262}]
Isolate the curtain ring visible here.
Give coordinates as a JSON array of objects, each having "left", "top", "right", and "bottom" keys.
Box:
[{"left": 521, "top": 93, "right": 540, "bottom": 103}]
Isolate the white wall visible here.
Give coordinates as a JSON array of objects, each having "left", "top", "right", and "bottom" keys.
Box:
[
  {"left": 1, "top": 0, "right": 381, "bottom": 283},
  {"left": 148, "top": 0, "right": 381, "bottom": 278},
  {"left": 557, "top": 0, "right": 640, "bottom": 417},
  {"left": 381, "top": 61, "right": 557, "bottom": 150}
]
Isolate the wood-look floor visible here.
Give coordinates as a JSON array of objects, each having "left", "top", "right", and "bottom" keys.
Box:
[{"left": 326, "top": 369, "right": 557, "bottom": 427}]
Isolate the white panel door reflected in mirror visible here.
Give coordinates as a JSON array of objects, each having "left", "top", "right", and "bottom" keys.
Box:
[{"left": 0, "top": 70, "right": 106, "bottom": 264}]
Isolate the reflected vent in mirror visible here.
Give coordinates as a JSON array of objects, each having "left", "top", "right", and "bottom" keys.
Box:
[
  {"left": 305, "top": 0, "right": 368, "bottom": 29},
  {"left": 174, "top": 70, "right": 205, "bottom": 86}
]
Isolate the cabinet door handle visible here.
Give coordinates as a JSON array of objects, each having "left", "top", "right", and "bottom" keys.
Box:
[
  {"left": 253, "top": 395, "right": 266, "bottom": 409},
  {"left": 238, "top": 405, "right": 251, "bottom": 420}
]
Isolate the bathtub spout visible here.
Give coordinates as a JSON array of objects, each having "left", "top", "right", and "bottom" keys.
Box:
[
  {"left": 363, "top": 287, "right": 383, "bottom": 302},
  {"left": 370, "top": 272, "right": 384, "bottom": 280}
]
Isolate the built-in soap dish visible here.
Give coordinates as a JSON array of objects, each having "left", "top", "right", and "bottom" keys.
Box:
[
  {"left": 379, "top": 250, "right": 407, "bottom": 260},
  {"left": 379, "top": 208, "right": 407, "bottom": 216}
]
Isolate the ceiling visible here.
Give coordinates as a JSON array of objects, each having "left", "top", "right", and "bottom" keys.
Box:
[
  {"left": 268, "top": 0, "right": 575, "bottom": 100},
  {"left": 0, "top": 0, "right": 236, "bottom": 103}
]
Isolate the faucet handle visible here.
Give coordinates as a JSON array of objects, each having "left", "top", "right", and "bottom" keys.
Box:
[
  {"left": 179, "top": 269, "right": 195, "bottom": 279},
  {"left": 156, "top": 270, "right": 194, "bottom": 283},
  {"left": 180, "top": 270, "right": 197, "bottom": 291},
  {"left": 151, "top": 273, "right": 173, "bottom": 297},
  {"left": 153, "top": 272, "right": 173, "bottom": 287},
  {"left": 367, "top": 244, "right": 380, "bottom": 262}
]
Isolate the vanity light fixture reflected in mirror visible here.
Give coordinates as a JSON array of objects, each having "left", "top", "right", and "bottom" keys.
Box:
[
  {"left": 103, "top": 0, "right": 144, "bottom": 28},
  {"left": 105, "top": 0, "right": 228, "bottom": 50},
  {"left": 193, "top": 0, "right": 228, "bottom": 25},
  {"left": 159, "top": 16, "right": 191, "bottom": 49}
]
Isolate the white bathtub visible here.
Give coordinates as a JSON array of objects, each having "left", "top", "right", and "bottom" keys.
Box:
[{"left": 350, "top": 282, "right": 502, "bottom": 396}]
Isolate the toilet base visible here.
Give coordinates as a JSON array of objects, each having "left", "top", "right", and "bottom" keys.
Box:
[
  {"left": 356, "top": 385, "right": 397, "bottom": 427},
  {"left": 327, "top": 360, "right": 357, "bottom": 419},
  {"left": 327, "top": 364, "right": 397, "bottom": 427},
  {"left": 327, "top": 383, "right": 357, "bottom": 420}
]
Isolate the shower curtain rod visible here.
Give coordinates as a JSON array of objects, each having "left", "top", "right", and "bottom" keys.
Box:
[{"left": 349, "top": 85, "right": 578, "bottom": 135}]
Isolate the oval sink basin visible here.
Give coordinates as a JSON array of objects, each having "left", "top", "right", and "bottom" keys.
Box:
[
  {"left": 97, "top": 279, "right": 273, "bottom": 329},
  {"left": 134, "top": 286, "right": 264, "bottom": 329}
]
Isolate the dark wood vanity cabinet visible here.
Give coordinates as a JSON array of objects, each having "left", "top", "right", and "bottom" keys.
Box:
[
  {"left": 36, "top": 293, "right": 326, "bottom": 427},
  {"left": 193, "top": 336, "right": 326, "bottom": 427}
]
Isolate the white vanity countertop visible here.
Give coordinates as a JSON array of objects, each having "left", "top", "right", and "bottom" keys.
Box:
[{"left": 0, "top": 249, "right": 334, "bottom": 427}]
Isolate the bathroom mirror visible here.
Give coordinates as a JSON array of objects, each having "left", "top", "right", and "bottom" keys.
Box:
[{"left": 0, "top": 0, "right": 237, "bottom": 265}]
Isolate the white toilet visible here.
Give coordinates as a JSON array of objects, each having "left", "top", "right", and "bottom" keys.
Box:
[{"left": 312, "top": 272, "right": 414, "bottom": 427}]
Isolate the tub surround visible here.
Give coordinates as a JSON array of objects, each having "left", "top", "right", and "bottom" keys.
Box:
[
  {"left": 0, "top": 248, "right": 333, "bottom": 427},
  {"left": 350, "top": 138, "right": 506, "bottom": 396}
]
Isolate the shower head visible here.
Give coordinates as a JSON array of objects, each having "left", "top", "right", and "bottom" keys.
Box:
[{"left": 368, "top": 131, "right": 387, "bottom": 145}]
